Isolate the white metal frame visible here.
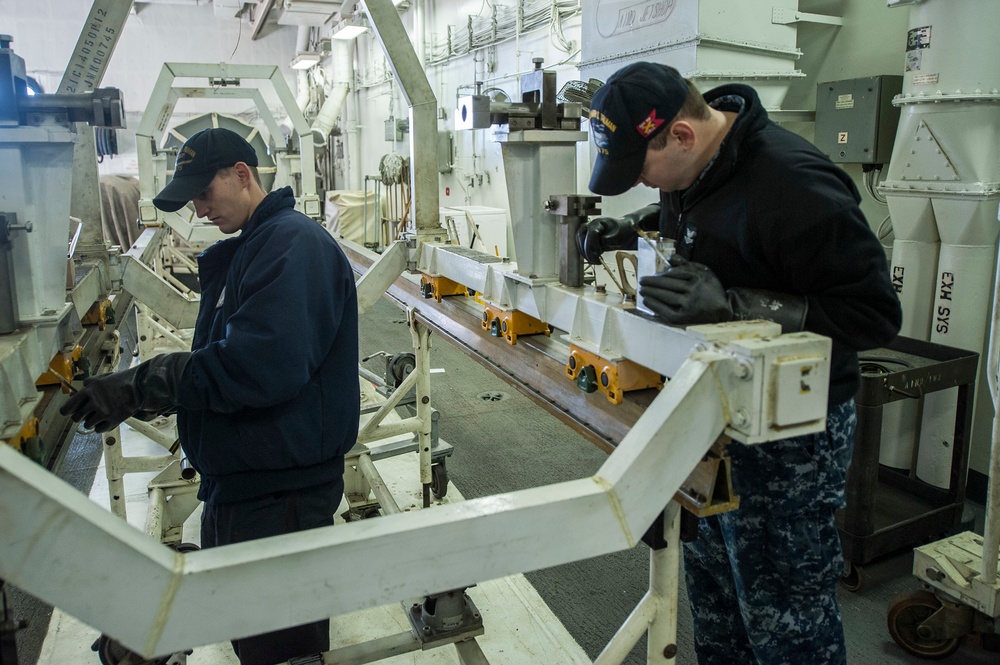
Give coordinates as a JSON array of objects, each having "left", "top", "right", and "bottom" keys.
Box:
[
  {"left": 0, "top": 324, "right": 830, "bottom": 659},
  {"left": 134, "top": 62, "right": 321, "bottom": 229}
]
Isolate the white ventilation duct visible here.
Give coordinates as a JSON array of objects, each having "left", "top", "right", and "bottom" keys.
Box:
[
  {"left": 310, "top": 38, "right": 353, "bottom": 146},
  {"left": 880, "top": 0, "right": 1000, "bottom": 487}
]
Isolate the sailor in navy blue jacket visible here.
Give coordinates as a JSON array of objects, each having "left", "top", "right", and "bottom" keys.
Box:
[
  {"left": 63, "top": 127, "right": 359, "bottom": 664},
  {"left": 580, "top": 63, "right": 901, "bottom": 665},
  {"left": 176, "top": 184, "right": 360, "bottom": 504}
]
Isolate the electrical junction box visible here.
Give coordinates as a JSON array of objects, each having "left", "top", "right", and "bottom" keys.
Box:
[
  {"left": 384, "top": 117, "right": 407, "bottom": 142},
  {"left": 815, "top": 75, "right": 902, "bottom": 165},
  {"left": 438, "top": 130, "right": 453, "bottom": 174}
]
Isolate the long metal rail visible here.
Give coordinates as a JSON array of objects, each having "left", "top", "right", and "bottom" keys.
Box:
[{"left": 343, "top": 241, "right": 642, "bottom": 452}]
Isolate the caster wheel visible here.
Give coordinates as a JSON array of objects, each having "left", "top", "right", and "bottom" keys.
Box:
[
  {"left": 887, "top": 590, "right": 961, "bottom": 659},
  {"left": 169, "top": 542, "right": 200, "bottom": 554},
  {"left": 840, "top": 561, "right": 864, "bottom": 592},
  {"left": 92, "top": 635, "right": 170, "bottom": 665},
  {"left": 387, "top": 353, "right": 416, "bottom": 388},
  {"left": 431, "top": 462, "right": 449, "bottom": 499}
]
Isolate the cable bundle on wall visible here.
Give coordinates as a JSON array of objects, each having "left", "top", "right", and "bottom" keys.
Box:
[
  {"left": 863, "top": 164, "right": 888, "bottom": 205},
  {"left": 426, "top": 0, "right": 581, "bottom": 66}
]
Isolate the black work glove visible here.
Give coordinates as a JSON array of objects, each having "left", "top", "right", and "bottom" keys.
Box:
[
  {"left": 60, "top": 352, "right": 191, "bottom": 433},
  {"left": 639, "top": 255, "right": 809, "bottom": 332},
  {"left": 576, "top": 216, "right": 638, "bottom": 264},
  {"left": 639, "top": 255, "right": 732, "bottom": 325},
  {"left": 575, "top": 204, "right": 660, "bottom": 264}
]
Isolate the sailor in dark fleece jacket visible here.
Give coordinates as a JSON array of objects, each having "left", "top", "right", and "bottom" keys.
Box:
[
  {"left": 62, "top": 128, "right": 359, "bottom": 665},
  {"left": 580, "top": 63, "right": 901, "bottom": 665}
]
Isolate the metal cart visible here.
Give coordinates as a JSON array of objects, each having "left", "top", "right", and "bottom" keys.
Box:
[{"left": 837, "top": 335, "right": 980, "bottom": 591}]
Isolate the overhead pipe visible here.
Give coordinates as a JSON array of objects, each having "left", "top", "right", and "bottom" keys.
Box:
[
  {"left": 295, "top": 25, "right": 310, "bottom": 54},
  {"left": 294, "top": 70, "right": 310, "bottom": 114},
  {"left": 278, "top": 28, "right": 314, "bottom": 141},
  {"left": 310, "top": 39, "right": 354, "bottom": 147}
]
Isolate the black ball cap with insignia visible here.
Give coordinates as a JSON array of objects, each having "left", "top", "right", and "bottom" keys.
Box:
[
  {"left": 153, "top": 128, "right": 259, "bottom": 212},
  {"left": 588, "top": 62, "right": 688, "bottom": 197}
]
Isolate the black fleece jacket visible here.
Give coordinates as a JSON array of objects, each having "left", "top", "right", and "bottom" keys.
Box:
[
  {"left": 652, "top": 84, "right": 901, "bottom": 405},
  {"left": 178, "top": 187, "right": 360, "bottom": 503}
]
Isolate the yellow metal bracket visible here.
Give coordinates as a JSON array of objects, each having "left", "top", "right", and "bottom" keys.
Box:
[
  {"left": 481, "top": 305, "right": 550, "bottom": 345},
  {"left": 566, "top": 344, "right": 663, "bottom": 404},
  {"left": 5, "top": 417, "right": 39, "bottom": 454},
  {"left": 82, "top": 298, "right": 113, "bottom": 330},
  {"left": 420, "top": 275, "right": 468, "bottom": 303},
  {"left": 35, "top": 346, "right": 84, "bottom": 391}
]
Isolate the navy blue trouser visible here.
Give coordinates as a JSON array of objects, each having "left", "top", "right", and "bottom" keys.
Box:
[
  {"left": 201, "top": 479, "right": 344, "bottom": 665},
  {"left": 684, "top": 400, "right": 856, "bottom": 665}
]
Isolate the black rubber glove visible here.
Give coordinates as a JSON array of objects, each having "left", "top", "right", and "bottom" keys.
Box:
[
  {"left": 576, "top": 204, "right": 660, "bottom": 264},
  {"left": 639, "top": 255, "right": 732, "bottom": 325},
  {"left": 639, "top": 255, "right": 808, "bottom": 332},
  {"left": 60, "top": 352, "right": 191, "bottom": 433},
  {"left": 727, "top": 287, "right": 808, "bottom": 333}
]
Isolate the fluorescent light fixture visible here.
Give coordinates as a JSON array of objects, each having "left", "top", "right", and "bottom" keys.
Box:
[
  {"left": 290, "top": 51, "right": 321, "bottom": 70},
  {"left": 330, "top": 24, "right": 368, "bottom": 41}
]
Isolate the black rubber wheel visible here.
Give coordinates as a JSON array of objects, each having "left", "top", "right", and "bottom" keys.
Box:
[
  {"left": 431, "top": 462, "right": 449, "bottom": 499},
  {"left": 169, "top": 542, "right": 200, "bottom": 553},
  {"left": 840, "top": 560, "right": 864, "bottom": 592},
  {"left": 887, "top": 590, "right": 961, "bottom": 659},
  {"left": 387, "top": 353, "right": 416, "bottom": 387},
  {"left": 93, "top": 635, "right": 169, "bottom": 665}
]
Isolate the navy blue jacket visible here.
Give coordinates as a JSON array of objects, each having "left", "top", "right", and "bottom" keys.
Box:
[
  {"left": 177, "top": 187, "right": 360, "bottom": 503},
  {"left": 656, "top": 84, "right": 901, "bottom": 405}
]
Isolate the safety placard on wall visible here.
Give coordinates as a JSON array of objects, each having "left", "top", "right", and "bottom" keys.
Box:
[
  {"left": 907, "top": 26, "right": 932, "bottom": 50},
  {"left": 905, "top": 25, "right": 931, "bottom": 72}
]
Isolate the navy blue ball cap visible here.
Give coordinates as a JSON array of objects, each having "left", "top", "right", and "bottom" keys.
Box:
[
  {"left": 588, "top": 62, "right": 689, "bottom": 196},
  {"left": 153, "top": 128, "right": 259, "bottom": 212}
]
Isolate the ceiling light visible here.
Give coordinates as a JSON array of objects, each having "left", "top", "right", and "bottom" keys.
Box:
[
  {"left": 331, "top": 24, "right": 368, "bottom": 41},
  {"left": 290, "top": 51, "right": 321, "bottom": 70}
]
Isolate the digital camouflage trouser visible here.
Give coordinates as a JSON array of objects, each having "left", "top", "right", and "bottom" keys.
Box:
[{"left": 684, "top": 400, "right": 856, "bottom": 665}]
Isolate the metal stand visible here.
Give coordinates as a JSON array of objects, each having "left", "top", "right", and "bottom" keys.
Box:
[
  {"left": 356, "top": 309, "right": 440, "bottom": 508},
  {"left": 595, "top": 501, "right": 682, "bottom": 664},
  {"left": 299, "top": 589, "right": 486, "bottom": 665}
]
